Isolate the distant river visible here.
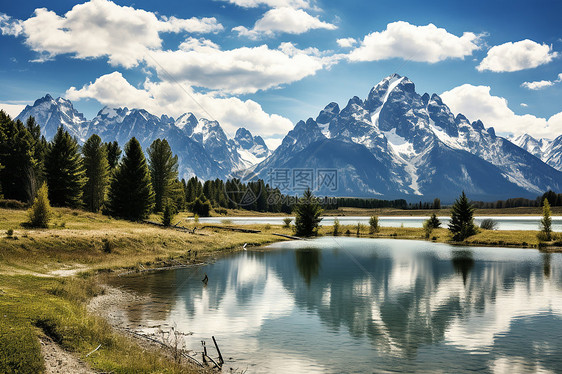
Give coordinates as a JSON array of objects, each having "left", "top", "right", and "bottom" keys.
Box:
[
  {"left": 196, "top": 215, "right": 562, "bottom": 231},
  {"left": 111, "top": 238, "right": 562, "bottom": 373}
]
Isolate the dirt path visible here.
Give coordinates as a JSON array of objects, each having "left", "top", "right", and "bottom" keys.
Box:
[{"left": 40, "top": 335, "right": 94, "bottom": 374}]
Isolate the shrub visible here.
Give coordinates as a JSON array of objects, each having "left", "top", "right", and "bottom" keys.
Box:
[
  {"left": 27, "top": 183, "right": 52, "bottom": 228},
  {"left": 283, "top": 217, "right": 292, "bottom": 228},
  {"left": 423, "top": 220, "right": 433, "bottom": 239},
  {"left": 161, "top": 203, "right": 174, "bottom": 227},
  {"left": 480, "top": 218, "right": 498, "bottom": 230},
  {"left": 369, "top": 216, "right": 379, "bottom": 234},
  {"left": 6, "top": 228, "right": 14, "bottom": 238},
  {"left": 188, "top": 197, "right": 211, "bottom": 217},
  {"left": 332, "top": 218, "right": 340, "bottom": 236},
  {"left": 264, "top": 223, "right": 271, "bottom": 231},
  {"left": 539, "top": 198, "right": 552, "bottom": 241},
  {"left": 356, "top": 223, "right": 365, "bottom": 237}
]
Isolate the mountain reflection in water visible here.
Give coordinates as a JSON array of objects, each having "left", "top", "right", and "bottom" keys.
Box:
[{"left": 110, "top": 238, "right": 562, "bottom": 373}]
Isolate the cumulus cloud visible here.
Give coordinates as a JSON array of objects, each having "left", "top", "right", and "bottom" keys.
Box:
[
  {"left": 0, "top": 13, "right": 23, "bottom": 36},
  {"left": 477, "top": 40, "right": 558, "bottom": 72},
  {"left": 233, "top": 7, "right": 335, "bottom": 39},
  {"left": 147, "top": 38, "right": 330, "bottom": 94},
  {"left": 348, "top": 21, "right": 481, "bottom": 63},
  {"left": 520, "top": 103, "right": 528, "bottom": 107},
  {"left": 65, "top": 72, "right": 294, "bottom": 137},
  {"left": 2, "top": 0, "right": 223, "bottom": 67},
  {"left": 440, "top": 84, "right": 562, "bottom": 138},
  {"left": 521, "top": 73, "right": 562, "bottom": 90},
  {"left": 336, "top": 38, "right": 357, "bottom": 48}
]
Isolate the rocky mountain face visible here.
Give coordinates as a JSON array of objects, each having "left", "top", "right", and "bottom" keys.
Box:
[
  {"left": 15, "top": 98, "right": 269, "bottom": 181},
  {"left": 512, "top": 134, "right": 562, "bottom": 172},
  {"left": 14, "top": 74, "right": 562, "bottom": 201},
  {"left": 248, "top": 74, "right": 562, "bottom": 200}
]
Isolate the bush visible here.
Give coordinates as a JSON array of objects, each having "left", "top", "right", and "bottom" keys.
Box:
[
  {"left": 27, "top": 183, "right": 52, "bottom": 228},
  {"left": 356, "top": 223, "right": 365, "bottom": 237},
  {"left": 480, "top": 218, "right": 498, "bottom": 230},
  {"left": 188, "top": 197, "right": 211, "bottom": 217},
  {"left": 283, "top": 217, "right": 292, "bottom": 228},
  {"left": 264, "top": 224, "right": 271, "bottom": 231},
  {"left": 369, "top": 216, "right": 379, "bottom": 234},
  {"left": 423, "top": 220, "right": 433, "bottom": 239},
  {"left": 539, "top": 198, "right": 552, "bottom": 241},
  {"left": 6, "top": 228, "right": 13, "bottom": 237},
  {"left": 332, "top": 218, "right": 340, "bottom": 236}
]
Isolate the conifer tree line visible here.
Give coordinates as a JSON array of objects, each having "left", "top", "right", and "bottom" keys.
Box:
[{"left": 2, "top": 110, "right": 560, "bottom": 221}]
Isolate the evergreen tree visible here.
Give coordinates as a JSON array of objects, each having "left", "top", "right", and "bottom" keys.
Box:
[
  {"left": 45, "top": 127, "right": 86, "bottom": 207},
  {"left": 540, "top": 198, "right": 552, "bottom": 241},
  {"left": 25, "top": 116, "right": 47, "bottom": 196},
  {"left": 161, "top": 202, "right": 175, "bottom": 227},
  {"left": 0, "top": 111, "right": 36, "bottom": 202},
  {"left": 147, "top": 139, "right": 178, "bottom": 212},
  {"left": 105, "top": 141, "right": 122, "bottom": 170},
  {"left": 188, "top": 197, "right": 212, "bottom": 217},
  {"left": 427, "top": 213, "right": 441, "bottom": 229},
  {"left": 27, "top": 182, "right": 52, "bottom": 228},
  {"left": 448, "top": 191, "right": 477, "bottom": 241},
  {"left": 432, "top": 198, "right": 441, "bottom": 210},
  {"left": 369, "top": 215, "right": 380, "bottom": 234},
  {"left": 294, "top": 188, "right": 323, "bottom": 236},
  {"left": 83, "top": 134, "right": 110, "bottom": 212},
  {"left": 107, "top": 137, "right": 154, "bottom": 220}
]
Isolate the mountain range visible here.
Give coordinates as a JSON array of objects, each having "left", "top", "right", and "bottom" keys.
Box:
[{"left": 14, "top": 74, "right": 562, "bottom": 201}]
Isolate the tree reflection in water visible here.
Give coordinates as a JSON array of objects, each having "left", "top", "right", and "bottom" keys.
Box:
[
  {"left": 451, "top": 249, "right": 474, "bottom": 286},
  {"left": 295, "top": 247, "right": 321, "bottom": 286}
]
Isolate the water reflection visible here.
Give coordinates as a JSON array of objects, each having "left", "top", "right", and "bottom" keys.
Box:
[
  {"left": 295, "top": 248, "right": 321, "bottom": 286},
  {"left": 111, "top": 238, "right": 562, "bottom": 373},
  {"left": 451, "top": 250, "right": 474, "bottom": 285}
]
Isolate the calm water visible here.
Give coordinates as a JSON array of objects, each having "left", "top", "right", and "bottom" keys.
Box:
[
  {"left": 111, "top": 238, "right": 562, "bottom": 373},
  {"left": 198, "top": 216, "right": 562, "bottom": 231}
]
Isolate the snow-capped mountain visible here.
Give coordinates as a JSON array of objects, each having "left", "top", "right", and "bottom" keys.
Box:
[
  {"left": 13, "top": 75, "right": 562, "bottom": 201},
  {"left": 15, "top": 96, "right": 269, "bottom": 180},
  {"left": 16, "top": 94, "right": 89, "bottom": 141},
  {"left": 512, "top": 134, "right": 562, "bottom": 172},
  {"left": 249, "top": 74, "right": 562, "bottom": 200}
]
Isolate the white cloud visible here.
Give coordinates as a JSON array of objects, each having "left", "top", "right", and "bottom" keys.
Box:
[
  {"left": 441, "top": 84, "right": 562, "bottom": 139},
  {"left": 521, "top": 73, "right": 562, "bottom": 90},
  {"left": 521, "top": 80, "right": 554, "bottom": 90},
  {"left": 477, "top": 40, "right": 558, "bottom": 72},
  {"left": 336, "top": 37, "right": 357, "bottom": 48},
  {"left": 348, "top": 21, "right": 481, "bottom": 63},
  {"left": 65, "top": 72, "right": 293, "bottom": 137},
  {"left": 0, "top": 13, "right": 23, "bottom": 36},
  {"left": 0, "top": 103, "right": 27, "bottom": 118},
  {"left": 5, "top": 0, "right": 222, "bottom": 67},
  {"left": 520, "top": 103, "right": 528, "bottom": 107},
  {"left": 147, "top": 39, "right": 330, "bottom": 94},
  {"left": 219, "top": 0, "right": 311, "bottom": 9},
  {"left": 233, "top": 7, "right": 335, "bottom": 39}
]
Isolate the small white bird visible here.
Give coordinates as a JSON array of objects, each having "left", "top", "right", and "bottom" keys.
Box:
[{"left": 243, "top": 243, "right": 248, "bottom": 250}]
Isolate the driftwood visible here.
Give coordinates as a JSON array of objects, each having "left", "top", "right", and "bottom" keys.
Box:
[
  {"left": 212, "top": 336, "right": 224, "bottom": 365},
  {"left": 204, "top": 225, "right": 261, "bottom": 233},
  {"left": 272, "top": 233, "right": 304, "bottom": 240}
]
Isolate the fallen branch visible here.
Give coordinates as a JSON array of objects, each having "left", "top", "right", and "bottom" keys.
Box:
[{"left": 85, "top": 344, "right": 101, "bottom": 357}]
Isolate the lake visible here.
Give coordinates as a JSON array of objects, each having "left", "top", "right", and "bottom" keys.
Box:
[
  {"left": 111, "top": 238, "right": 562, "bottom": 373},
  {"left": 197, "top": 216, "right": 562, "bottom": 231}
]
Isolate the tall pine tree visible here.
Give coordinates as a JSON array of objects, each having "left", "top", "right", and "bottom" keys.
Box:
[
  {"left": 294, "top": 188, "right": 323, "bottom": 236},
  {"left": 104, "top": 141, "right": 121, "bottom": 170},
  {"left": 107, "top": 137, "right": 154, "bottom": 220},
  {"left": 83, "top": 134, "right": 110, "bottom": 212},
  {"left": 448, "top": 191, "right": 477, "bottom": 241},
  {"left": 45, "top": 127, "right": 86, "bottom": 207},
  {"left": 147, "top": 139, "right": 178, "bottom": 212},
  {"left": 0, "top": 111, "right": 37, "bottom": 202}
]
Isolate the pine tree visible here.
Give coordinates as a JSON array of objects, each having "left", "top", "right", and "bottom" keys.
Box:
[
  {"left": 107, "top": 137, "right": 154, "bottom": 221},
  {"left": 45, "top": 127, "right": 86, "bottom": 207},
  {"left": 0, "top": 112, "right": 36, "bottom": 202},
  {"left": 147, "top": 139, "right": 179, "bottom": 212},
  {"left": 432, "top": 198, "right": 441, "bottom": 210},
  {"left": 104, "top": 141, "right": 122, "bottom": 170},
  {"left": 540, "top": 198, "right": 552, "bottom": 241},
  {"left": 427, "top": 213, "right": 441, "bottom": 229},
  {"left": 294, "top": 188, "right": 323, "bottom": 236},
  {"left": 369, "top": 215, "right": 379, "bottom": 233},
  {"left": 27, "top": 182, "right": 52, "bottom": 228},
  {"left": 162, "top": 202, "right": 174, "bottom": 227},
  {"left": 448, "top": 191, "right": 477, "bottom": 241},
  {"left": 83, "top": 134, "right": 110, "bottom": 212}
]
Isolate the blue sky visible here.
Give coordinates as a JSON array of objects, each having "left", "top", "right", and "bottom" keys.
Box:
[{"left": 0, "top": 0, "right": 561, "bottom": 148}]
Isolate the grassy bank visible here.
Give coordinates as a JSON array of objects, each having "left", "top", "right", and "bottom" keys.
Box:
[{"left": 0, "top": 207, "right": 289, "bottom": 373}]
